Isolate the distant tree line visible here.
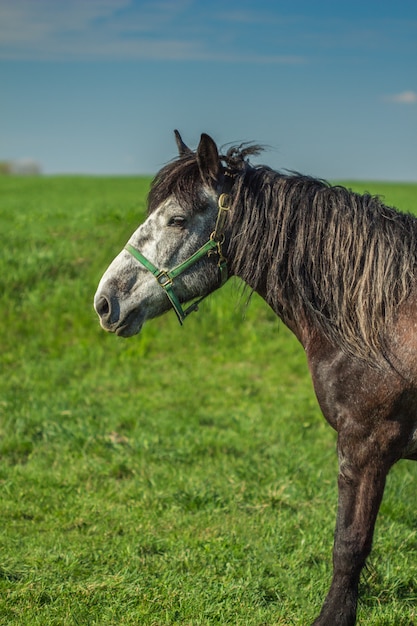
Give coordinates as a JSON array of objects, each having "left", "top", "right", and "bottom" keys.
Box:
[{"left": 0, "top": 160, "right": 42, "bottom": 175}]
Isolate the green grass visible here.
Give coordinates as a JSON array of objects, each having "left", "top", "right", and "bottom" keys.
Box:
[{"left": 0, "top": 175, "right": 416, "bottom": 625}]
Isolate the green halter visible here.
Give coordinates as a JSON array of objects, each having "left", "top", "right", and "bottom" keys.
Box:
[{"left": 124, "top": 192, "right": 231, "bottom": 324}]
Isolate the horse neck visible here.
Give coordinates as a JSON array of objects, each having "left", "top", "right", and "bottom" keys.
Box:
[{"left": 226, "top": 169, "right": 310, "bottom": 338}]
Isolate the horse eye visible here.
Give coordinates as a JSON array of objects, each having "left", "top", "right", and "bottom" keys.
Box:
[{"left": 168, "top": 216, "right": 186, "bottom": 228}]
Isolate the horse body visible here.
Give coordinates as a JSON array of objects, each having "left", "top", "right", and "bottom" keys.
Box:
[{"left": 94, "top": 132, "right": 417, "bottom": 625}]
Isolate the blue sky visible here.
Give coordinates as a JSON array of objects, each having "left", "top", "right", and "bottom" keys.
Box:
[{"left": 1, "top": 0, "right": 416, "bottom": 180}]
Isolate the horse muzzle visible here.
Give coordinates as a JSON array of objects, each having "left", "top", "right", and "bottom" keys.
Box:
[{"left": 94, "top": 291, "right": 145, "bottom": 337}]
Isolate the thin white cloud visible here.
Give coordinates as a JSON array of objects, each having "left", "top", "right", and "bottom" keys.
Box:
[
  {"left": 384, "top": 90, "right": 417, "bottom": 104},
  {"left": 0, "top": 0, "right": 304, "bottom": 64},
  {"left": 0, "top": 0, "right": 131, "bottom": 60},
  {"left": 0, "top": 0, "right": 132, "bottom": 44},
  {"left": 216, "top": 9, "right": 284, "bottom": 25}
]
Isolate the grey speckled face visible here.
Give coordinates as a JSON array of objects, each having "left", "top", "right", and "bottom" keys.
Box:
[{"left": 94, "top": 191, "right": 222, "bottom": 337}]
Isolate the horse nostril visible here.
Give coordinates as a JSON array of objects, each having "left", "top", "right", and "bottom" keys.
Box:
[{"left": 95, "top": 295, "right": 110, "bottom": 319}]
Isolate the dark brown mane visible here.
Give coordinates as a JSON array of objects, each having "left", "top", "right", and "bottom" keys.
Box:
[
  {"left": 147, "top": 143, "right": 263, "bottom": 214},
  {"left": 148, "top": 154, "right": 203, "bottom": 214},
  {"left": 229, "top": 166, "right": 417, "bottom": 362},
  {"left": 148, "top": 144, "right": 417, "bottom": 362}
]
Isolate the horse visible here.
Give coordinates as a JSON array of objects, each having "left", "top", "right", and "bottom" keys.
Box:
[{"left": 94, "top": 131, "right": 417, "bottom": 626}]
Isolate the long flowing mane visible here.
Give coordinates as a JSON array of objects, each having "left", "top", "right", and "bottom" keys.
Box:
[{"left": 149, "top": 145, "right": 417, "bottom": 363}]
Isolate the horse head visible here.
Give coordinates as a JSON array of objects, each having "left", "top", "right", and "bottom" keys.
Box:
[{"left": 94, "top": 132, "right": 229, "bottom": 336}]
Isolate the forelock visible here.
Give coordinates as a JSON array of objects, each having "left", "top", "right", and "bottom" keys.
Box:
[{"left": 147, "top": 154, "right": 203, "bottom": 215}]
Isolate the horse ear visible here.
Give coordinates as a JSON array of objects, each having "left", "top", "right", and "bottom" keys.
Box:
[
  {"left": 174, "top": 130, "right": 192, "bottom": 156},
  {"left": 197, "top": 133, "right": 221, "bottom": 187}
]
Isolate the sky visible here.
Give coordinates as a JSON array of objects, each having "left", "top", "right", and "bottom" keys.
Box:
[{"left": 1, "top": 0, "right": 416, "bottom": 181}]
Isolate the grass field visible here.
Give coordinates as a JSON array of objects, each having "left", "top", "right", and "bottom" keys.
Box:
[{"left": 1, "top": 175, "right": 417, "bottom": 625}]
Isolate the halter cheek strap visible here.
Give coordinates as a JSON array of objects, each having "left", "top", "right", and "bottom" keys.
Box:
[{"left": 124, "top": 191, "right": 231, "bottom": 325}]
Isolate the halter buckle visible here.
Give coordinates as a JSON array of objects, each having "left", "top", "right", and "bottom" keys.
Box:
[
  {"left": 156, "top": 271, "right": 172, "bottom": 287},
  {"left": 218, "top": 193, "right": 231, "bottom": 210}
]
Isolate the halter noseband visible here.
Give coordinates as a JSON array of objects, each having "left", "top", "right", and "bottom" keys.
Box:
[{"left": 124, "top": 190, "right": 231, "bottom": 325}]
